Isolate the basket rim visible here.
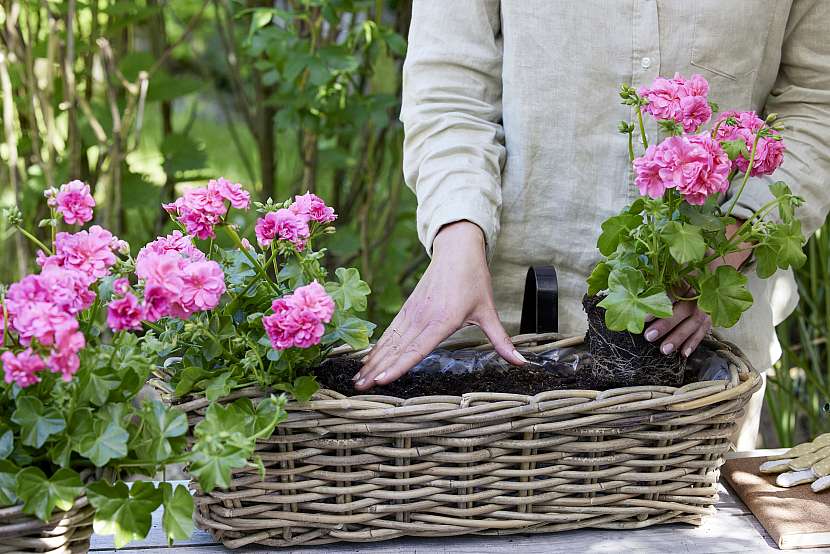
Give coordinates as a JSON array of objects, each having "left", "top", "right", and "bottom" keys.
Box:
[{"left": 167, "top": 333, "right": 761, "bottom": 415}]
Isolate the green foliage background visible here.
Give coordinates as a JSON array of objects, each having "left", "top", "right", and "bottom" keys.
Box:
[
  {"left": 0, "top": 0, "right": 422, "bottom": 331},
  {"left": 0, "top": 0, "right": 826, "bottom": 447}
]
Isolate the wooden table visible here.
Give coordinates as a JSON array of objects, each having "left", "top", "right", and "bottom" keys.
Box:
[{"left": 89, "top": 450, "right": 830, "bottom": 553}]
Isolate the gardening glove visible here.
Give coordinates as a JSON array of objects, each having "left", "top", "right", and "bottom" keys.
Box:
[{"left": 759, "top": 433, "right": 830, "bottom": 493}]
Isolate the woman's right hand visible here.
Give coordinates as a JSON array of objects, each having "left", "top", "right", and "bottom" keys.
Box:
[{"left": 353, "top": 220, "right": 526, "bottom": 391}]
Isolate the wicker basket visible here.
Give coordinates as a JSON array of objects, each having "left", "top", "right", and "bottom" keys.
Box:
[
  {"left": 171, "top": 333, "right": 761, "bottom": 549},
  {"left": 0, "top": 495, "right": 93, "bottom": 554}
]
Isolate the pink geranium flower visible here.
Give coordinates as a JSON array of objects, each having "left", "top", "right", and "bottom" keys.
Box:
[
  {"left": 136, "top": 231, "right": 206, "bottom": 268},
  {"left": 51, "top": 180, "right": 96, "bottom": 225},
  {"left": 142, "top": 284, "right": 173, "bottom": 322},
  {"left": 179, "top": 261, "right": 226, "bottom": 312},
  {"left": 289, "top": 192, "right": 337, "bottom": 224},
  {"left": 255, "top": 209, "right": 310, "bottom": 250},
  {"left": 167, "top": 186, "right": 228, "bottom": 240},
  {"left": 292, "top": 281, "right": 335, "bottom": 322},
  {"left": 2, "top": 349, "right": 45, "bottom": 388},
  {"left": 11, "top": 301, "right": 77, "bottom": 347},
  {"left": 640, "top": 73, "right": 712, "bottom": 133},
  {"left": 5, "top": 265, "right": 95, "bottom": 318},
  {"left": 633, "top": 134, "right": 731, "bottom": 205},
  {"left": 39, "top": 226, "right": 120, "bottom": 280},
  {"left": 262, "top": 282, "right": 335, "bottom": 351},
  {"left": 112, "top": 278, "right": 130, "bottom": 296},
  {"left": 107, "top": 292, "right": 144, "bottom": 332},
  {"left": 209, "top": 178, "right": 251, "bottom": 209},
  {"left": 48, "top": 324, "right": 85, "bottom": 381},
  {"left": 714, "top": 111, "right": 785, "bottom": 176}
]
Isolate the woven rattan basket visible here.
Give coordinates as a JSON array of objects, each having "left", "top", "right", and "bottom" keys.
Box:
[
  {"left": 171, "top": 333, "right": 761, "bottom": 549},
  {"left": 0, "top": 495, "right": 93, "bottom": 554}
]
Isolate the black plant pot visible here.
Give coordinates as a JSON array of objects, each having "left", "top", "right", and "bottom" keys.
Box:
[{"left": 582, "top": 294, "right": 686, "bottom": 389}]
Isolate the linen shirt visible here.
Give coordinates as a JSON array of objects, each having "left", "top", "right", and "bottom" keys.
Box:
[{"left": 400, "top": 0, "right": 830, "bottom": 372}]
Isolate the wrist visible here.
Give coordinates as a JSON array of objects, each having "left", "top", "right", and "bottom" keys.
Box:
[{"left": 433, "top": 221, "right": 486, "bottom": 257}]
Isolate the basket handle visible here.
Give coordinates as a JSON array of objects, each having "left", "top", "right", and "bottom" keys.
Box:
[{"left": 519, "top": 266, "right": 558, "bottom": 334}]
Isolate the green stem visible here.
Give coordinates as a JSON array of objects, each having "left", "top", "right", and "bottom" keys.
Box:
[
  {"left": 725, "top": 130, "right": 763, "bottom": 217},
  {"left": 16, "top": 225, "right": 53, "bottom": 255},
  {"left": 50, "top": 208, "right": 57, "bottom": 249},
  {"left": 636, "top": 106, "right": 649, "bottom": 150},
  {"left": 223, "top": 225, "right": 279, "bottom": 294},
  {"left": 627, "top": 130, "right": 635, "bottom": 162}
]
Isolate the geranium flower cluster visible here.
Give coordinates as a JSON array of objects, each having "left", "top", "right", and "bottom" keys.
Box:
[
  {"left": 633, "top": 74, "right": 785, "bottom": 206},
  {"left": 45, "top": 180, "right": 96, "bottom": 225},
  {"left": 639, "top": 73, "right": 712, "bottom": 133},
  {"left": 163, "top": 178, "right": 251, "bottom": 239},
  {"left": 634, "top": 134, "right": 731, "bottom": 205},
  {"left": 126, "top": 231, "right": 225, "bottom": 328},
  {"left": 714, "top": 110, "right": 785, "bottom": 177},
  {"left": 262, "top": 282, "right": 335, "bottom": 350},
  {"left": 255, "top": 192, "right": 337, "bottom": 250},
  {"left": 2, "top": 225, "right": 125, "bottom": 386}
]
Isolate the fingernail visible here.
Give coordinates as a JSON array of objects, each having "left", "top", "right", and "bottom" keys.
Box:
[
  {"left": 661, "top": 343, "right": 674, "bottom": 355},
  {"left": 684, "top": 346, "right": 693, "bottom": 357},
  {"left": 356, "top": 378, "right": 366, "bottom": 387},
  {"left": 645, "top": 329, "right": 658, "bottom": 342},
  {"left": 360, "top": 355, "right": 369, "bottom": 363},
  {"left": 512, "top": 350, "right": 528, "bottom": 364},
  {"left": 352, "top": 373, "right": 361, "bottom": 381},
  {"left": 374, "top": 371, "right": 386, "bottom": 382}
]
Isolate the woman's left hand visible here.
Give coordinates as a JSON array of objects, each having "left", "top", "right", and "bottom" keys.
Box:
[
  {"left": 644, "top": 300, "right": 712, "bottom": 357},
  {"left": 645, "top": 220, "right": 751, "bottom": 357}
]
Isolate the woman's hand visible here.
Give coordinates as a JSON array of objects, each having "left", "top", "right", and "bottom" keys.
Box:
[
  {"left": 645, "top": 220, "right": 751, "bottom": 357},
  {"left": 353, "top": 221, "right": 526, "bottom": 390}
]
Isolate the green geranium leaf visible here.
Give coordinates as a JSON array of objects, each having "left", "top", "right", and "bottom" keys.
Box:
[
  {"left": 291, "top": 375, "right": 318, "bottom": 402},
  {"left": 323, "top": 313, "right": 375, "bottom": 350},
  {"left": 139, "top": 401, "right": 188, "bottom": 463},
  {"left": 661, "top": 221, "right": 706, "bottom": 264},
  {"left": 771, "top": 220, "right": 807, "bottom": 270},
  {"left": 721, "top": 139, "right": 748, "bottom": 161},
  {"left": 88, "top": 480, "right": 162, "bottom": 548},
  {"left": 586, "top": 262, "right": 611, "bottom": 296},
  {"left": 159, "top": 482, "right": 194, "bottom": 545},
  {"left": 78, "top": 416, "right": 129, "bottom": 467},
  {"left": 204, "top": 373, "right": 234, "bottom": 402},
  {"left": 754, "top": 243, "right": 779, "bottom": 279},
  {"left": 627, "top": 198, "right": 645, "bottom": 215},
  {"left": 598, "top": 268, "right": 673, "bottom": 333},
  {"left": 78, "top": 370, "right": 121, "bottom": 406},
  {"left": 0, "top": 428, "right": 12, "bottom": 459},
  {"left": 326, "top": 267, "right": 371, "bottom": 312},
  {"left": 698, "top": 266, "right": 754, "bottom": 328},
  {"left": 253, "top": 395, "right": 287, "bottom": 435},
  {"left": 188, "top": 441, "right": 250, "bottom": 493},
  {"left": 15, "top": 467, "right": 83, "bottom": 522},
  {"left": 597, "top": 213, "right": 643, "bottom": 256},
  {"left": 11, "top": 397, "right": 66, "bottom": 448},
  {"left": 680, "top": 203, "right": 723, "bottom": 233},
  {"left": 0, "top": 461, "right": 18, "bottom": 506}
]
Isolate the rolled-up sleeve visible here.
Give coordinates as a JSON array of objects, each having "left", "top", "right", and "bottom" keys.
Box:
[
  {"left": 400, "top": 0, "right": 505, "bottom": 256},
  {"left": 726, "top": 0, "right": 830, "bottom": 237}
]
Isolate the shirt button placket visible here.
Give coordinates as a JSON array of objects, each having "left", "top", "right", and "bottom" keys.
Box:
[{"left": 628, "top": 0, "right": 661, "bottom": 202}]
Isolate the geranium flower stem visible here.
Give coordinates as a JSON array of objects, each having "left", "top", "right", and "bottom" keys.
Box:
[
  {"left": 636, "top": 106, "right": 649, "bottom": 150},
  {"left": 15, "top": 224, "right": 53, "bottom": 255},
  {"left": 222, "top": 224, "right": 279, "bottom": 295},
  {"left": 725, "top": 130, "right": 762, "bottom": 217}
]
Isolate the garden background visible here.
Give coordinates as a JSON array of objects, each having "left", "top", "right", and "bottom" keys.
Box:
[{"left": 0, "top": 0, "right": 826, "bottom": 447}]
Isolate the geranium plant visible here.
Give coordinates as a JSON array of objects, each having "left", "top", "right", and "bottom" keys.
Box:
[
  {"left": 147, "top": 180, "right": 375, "bottom": 492},
  {"left": 587, "top": 73, "right": 806, "bottom": 333},
  {"left": 0, "top": 182, "right": 194, "bottom": 547}
]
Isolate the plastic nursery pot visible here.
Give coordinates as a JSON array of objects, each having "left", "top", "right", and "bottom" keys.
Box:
[{"left": 582, "top": 294, "right": 686, "bottom": 388}]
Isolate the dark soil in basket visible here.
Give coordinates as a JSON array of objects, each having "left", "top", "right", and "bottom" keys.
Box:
[{"left": 313, "top": 355, "right": 591, "bottom": 398}]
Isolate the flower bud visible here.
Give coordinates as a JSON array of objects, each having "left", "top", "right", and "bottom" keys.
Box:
[
  {"left": 324, "top": 226, "right": 336, "bottom": 234},
  {"left": 765, "top": 112, "right": 779, "bottom": 124}
]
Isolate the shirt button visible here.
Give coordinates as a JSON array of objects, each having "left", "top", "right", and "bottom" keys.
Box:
[{"left": 641, "top": 57, "right": 652, "bottom": 69}]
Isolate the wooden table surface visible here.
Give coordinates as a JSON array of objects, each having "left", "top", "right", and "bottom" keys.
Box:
[{"left": 89, "top": 450, "right": 830, "bottom": 553}]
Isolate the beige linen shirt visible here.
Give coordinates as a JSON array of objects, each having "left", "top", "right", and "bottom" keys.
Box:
[{"left": 401, "top": 0, "right": 830, "bottom": 374}]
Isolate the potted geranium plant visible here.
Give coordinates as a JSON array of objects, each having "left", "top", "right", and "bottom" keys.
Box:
[
  {"left": 0, "top": 181, "right": 199, "bottom": 551},
  {"left": 144, "top": 180, "right": 375, "bottom": 493},
  {"left": 585, "top": 74, "right": 806, "bottom": 388}
]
